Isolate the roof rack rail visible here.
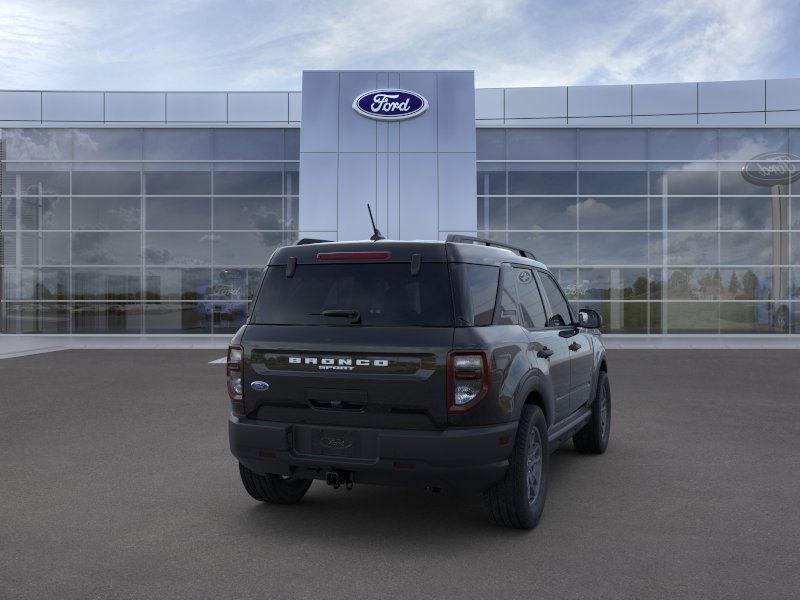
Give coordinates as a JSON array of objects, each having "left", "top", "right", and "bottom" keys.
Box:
[
  {"left": 296, "top": 238, "right": 332, "bottom": 245},
  {"left": 446, "top": 234, "right": 536, "bottom": 260}
]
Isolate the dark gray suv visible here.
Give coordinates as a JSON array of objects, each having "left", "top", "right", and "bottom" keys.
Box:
[{"left": 227, "top": 235, "right": 610, "bottom": 529}]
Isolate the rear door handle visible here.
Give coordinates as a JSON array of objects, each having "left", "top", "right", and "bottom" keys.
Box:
[
  {"left": 568, "top": 342, "right": 581, "bottom": 352},
  {"left": 536, "top": 346, "right": 554, "bottom": 359}
]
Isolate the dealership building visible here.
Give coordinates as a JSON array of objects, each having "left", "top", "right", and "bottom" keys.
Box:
[{"left": 1, "top": 70, "right": 799, "bottom": 340}]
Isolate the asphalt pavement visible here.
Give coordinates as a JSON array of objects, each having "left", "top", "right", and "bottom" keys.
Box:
[{"left": 1, "top": 349, "right": 799, "bottom": 599}]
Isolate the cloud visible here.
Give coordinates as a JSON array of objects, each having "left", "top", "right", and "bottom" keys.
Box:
[{"left": 0, "top": 0, "right": 795, "bottom": 90}]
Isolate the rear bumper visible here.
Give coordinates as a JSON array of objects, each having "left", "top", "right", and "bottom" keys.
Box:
[{"left": 229, "top": 415, "right": 518, "bottom": 492}]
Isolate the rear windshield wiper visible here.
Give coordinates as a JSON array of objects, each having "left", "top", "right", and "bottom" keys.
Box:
[{"left": 310, "top": 309, "right": 362, "bottom": 324}]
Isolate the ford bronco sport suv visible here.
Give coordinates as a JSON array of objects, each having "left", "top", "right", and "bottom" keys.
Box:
[{"left": 228, "top": 235, "right": 610, "bottom": 529}]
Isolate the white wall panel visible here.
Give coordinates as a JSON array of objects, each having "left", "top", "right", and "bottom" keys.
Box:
[
  {"left": 166, "top": 92, "right": 226, "bottom": 122},
  {"left": 766, "top": 79, "right": 800, "bottom": 111},
  {"left": 633, "top": 82, "right": 696, "bottom": 115},
  {"left": 42, "top": 92, "right": 103, "bottom": 121},
  {"left": 399, "top": 153, "right": 438, "bottom": 240},
  {"left": 438, "top": 153, "right": 477, "bottom": 232},
  {"left": 0, "top": 91, "right": 41, "bottom": 121},
  {"left": 298, "top": 153, "right": 338, "bottom": 231},
  {"left": 698, "top": 80, "right": 764, "bottom": 113},
  {"left": 337, "top": 153, "right": 377, "bottom": 240},
  {"left": 228, "top": 92, "right": 288, "bottom": 122},
  {"left": 475, "top": 88, "right": 503, "bottom": 120},
  {"left": 505, "top": 86, "right": 567, "bottom": 119},
  {"left": 569, "top": 85, "right": 631, "bottom": 117},
  {"left": 105, "top": 92, "right": 165, "bottom": 122}
]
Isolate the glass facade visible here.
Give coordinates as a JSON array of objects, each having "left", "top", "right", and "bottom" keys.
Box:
[
  {"left": 0, "top": 128, "right": 299, "bottom": 334},
  {"left": 477, "top": 128, "right": 800, "bottom": 335}
]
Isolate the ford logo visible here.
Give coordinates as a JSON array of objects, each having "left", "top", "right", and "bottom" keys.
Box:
[
  {"left": 352, "top": 89, "right": 428, "bottom": 121},
  {"left": 742, "top": 152, "right": 800, "bottom": 187},
  {"left": 319, "top": 436, "right": 353, "bottom": 450},
  {"left": 250, "top": 381, "right": 269, "bottom": 391}
]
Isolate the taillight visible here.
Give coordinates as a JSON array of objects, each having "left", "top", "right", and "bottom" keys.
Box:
[
  {"left": 227, "top": 344, "right": 244, "bottom": 414},
  {"left": 447, "top": 351, "right": 490, "bottom": 412}
]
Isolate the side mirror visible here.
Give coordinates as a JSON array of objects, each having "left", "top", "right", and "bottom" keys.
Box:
[{"left": 577, "top": 308, "right": 602, "bottom": 329}]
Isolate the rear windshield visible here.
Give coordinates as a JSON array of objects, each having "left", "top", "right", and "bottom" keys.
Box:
[{"left": 251, "top": 263, "right": 454, "bottom": 326}]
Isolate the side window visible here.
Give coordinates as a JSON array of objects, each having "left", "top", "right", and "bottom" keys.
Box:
[
  {"left": 539, "top": 272, "right": 572, "bottom": 327},
  {"left": 496, "top": 266, "right": 519, "bottom": 325},
  {"left": 515, "top": 269, "right": 547, "bottom": 329}
]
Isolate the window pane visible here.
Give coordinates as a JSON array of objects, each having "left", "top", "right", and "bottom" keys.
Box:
[
  {"left": 1, "top": 197, "right": 16, "bottom": 227},
  {"left": 143, "top": 129, "right": 213, "bottom": 160},
  {"left": 145, "top": 232, "right": 212, "bottom": 265},
  {"left": 20, "top": 196, "right": 69, "bottom": 230},
  {"left": 477, "top": 197, "right": 506, "bottom": 230},
  {"left": 579, "top": 301, "right": 648, "bottom": 334},
  {"left": 668, "top": 197, "right": 718, "bottom": 230},
  {"left": 578, "top": 197, "right": 647, "bottom": 230},
  {"left": 284, "top": 163, "right": 299, "bottom": 196},
  {"left": 578, "top": 129, "right": 646, "bottom": 160},
  {"left": 146, "top": 268, "right": 212, "bottom": 301},
  {"left": 508, "top": 232, "right": 577, "bottom": 265},
  {"left": 10, "top": 170, "right": 70, "bottom": 195},
  {"left": 72, "top": 197, "right": 140, "bottom": 230},
  {"left": 516, "top": 269, "right": 547, "bottom": 328},
  {"left": 718, "top": 129, "right": 788, "bottom": 160},
  {"left": 721, "top": 197, "right": 786, "bottom": 230},
  {"left": 72, "top": 268, "right": 141, "bottom": 300},
  {"left": 450, "top": 263, "right": 499, "bottom": 326},
  {"left": 213, "top": 303, "right": 248, "bottom": 334},
  {"left": 579, "top": 171, "right": 647, "bottom": 195},
  {"left": 7, "top": 268, "right": 69, "bottom": 300},
  {"left": 579, "top": 233, "right": 649, "bottom": 265},
  {"left": 285, "top": 129, "right": 300, "bottom": 159},
  {"left": 577, "top": 268, "right": 649, "bottom": 300},
  {"left": 72, "top": 171, "right": 140, "bottom": 196},
  {"left": 144, "top": 171, "right": 211, "bottom": 195},
  {"left": 212, "top": 232, "right": 284, "bottom": 265},
  {"left": 72, "top": 232, "right": 140, "bottom": 265},
  {"left": 508, "top": 197, "right": 576, "bottom": 230},
  {"left": 19, "top": 232, "right": 70, "bottom": 265},
  {"left": 476, "top": 129, "right": 505, "bottom": 160},
  {"left": 666, "top": 268, "right": 720, "bottom": 300},
  {"left": 2, "top": 303, "right": 70, "bottom": 333},
  {"left": 719, "top": 267, "right": 785, "bottom": 301},
  {"left": 145, "top": 197, "right": 211, "bottom": 230},
  {"left": 648, "top": 129, "right": 718, "bottom": 161},
  {"left": 497, "top": 267, "right": 519, "bottom": 326},
  {"left": 664, "top": 302, "right": 719, "bottom": 333},
  {"left": 650, "top": 169, "right": 717, "bottom": 195},
  {"left": 508, "top": 168, "right": 576, "bottom": 195},
  {"left": 4, "top": 129, "right": 72, "bottom": 160},
  {"left": 73, "top": 129, "right": 141, "bottom": 160},
  {"left": 539, "top": 272, "right": 572, "bottom": 326},
  {"left": 144, "top": 303, "right": 212, "bottom": 333},
  {"left": 720, "top": 232, "right": 777, "bottom": 265},
  {"left": 212, "top": 267, "right": 263, "bottom": 301},
  {"left": 213, "top": 197, "right": 284, "bottom": 230},
  {"left": 476, "top": 165, "right": 506, "bottom": 195},
  {"left": 507, "top": 129, "right": 576, "bottom": 160},
  {"left": 719, "top": 302, "right": 780, "bottom": 333},
  {"left": 73, "top": 303, "right": 142, "bottom": 333},
  {"left": 214, "top": 129, "right": 283, "bottom": 160},
  {"left": 720, "top": 168, "right": 774, "bottom": 195},
  {"left": 666, "top": 232, "right": 718, "bottom": 265},
  {"left": 213, "top": 169, "right": 283, "bottom": 195}
]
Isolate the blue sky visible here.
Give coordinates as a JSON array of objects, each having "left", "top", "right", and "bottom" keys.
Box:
[{"left": 1, "top": 0, "right": 798, "bottom": 90}]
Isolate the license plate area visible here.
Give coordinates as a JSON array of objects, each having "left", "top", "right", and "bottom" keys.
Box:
[{"left": 293, "top": 426, "right": 376, "bottom": 459}]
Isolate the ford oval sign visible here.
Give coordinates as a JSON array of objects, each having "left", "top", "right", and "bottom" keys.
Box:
[
  {"left": 250, "top": 381, "right": 269, "bottom": 392},
  {"left": 353, "top": 89, "right": 428, "bottom": 121},
  {"left": 742, "top": 152, "right": 800, "bottom": 187}
]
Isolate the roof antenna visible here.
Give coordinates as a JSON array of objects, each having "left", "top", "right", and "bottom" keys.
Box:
[{"left": 367, "top": 204, "right": 385, "bottom": 241}]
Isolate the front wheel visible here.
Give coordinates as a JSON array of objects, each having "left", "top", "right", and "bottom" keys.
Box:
[
  {"left": 573, "top": 371, "right": 611, "bottom": 454},
  {"left": 483, "top": 405, "right": 549, "bottom": 529},
  {"left": 238, "top": 463, "right": 312, "bottom": 504}
]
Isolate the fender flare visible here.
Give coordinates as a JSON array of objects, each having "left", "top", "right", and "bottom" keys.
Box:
[{"left": 511, "top": 370, "right": 556, "bottom": 428}]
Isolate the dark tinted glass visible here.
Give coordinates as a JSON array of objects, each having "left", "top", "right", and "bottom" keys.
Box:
[
  {"left": 515, "top": 269, "right": 547, "bottom": 328},
  {"left": 579, "top": 171, "right": 647, "bottom": 195},
  {"left": 72, "top": 197, "right": 140, "bottom": 230},
  {"left": 497, "top": 267, "right": 519, "bottom": 326},
  {"left": 252, "top": 263, "right": 453, "bottom": 327},
  {"left": 668, "top": 197, "right": 718, "bottom": 230},
  {"left": 213, "top": 197, "right": 283, "bottom": 230},
  {"left": 213, "top": 129, "right": 283, "bottom": 160},
  {"left": 144, "top": 171, "right": 211, "bottom": 195},
  {"left": 72, "top": 171, "right": 140, "bottom": 195},
  {"left": 508, "top": 170, "right": 576, "bottom": 195},
  {"left": 450, "top": 264, "right": 499, "bottom": 326},
  {"left": 213, "top": 170, "right": 282, "bottom": 195},
  {"left": 20, "top": 196, "right": 69, "bottom": 230},
  {"left": 145, "top": 197, "right": 211, "bottom": 230},
  {"left": 539, "top": 272, "right": 572, "bottom": 327},
  {"left": 477, "top": 129, "right": 505, "bottom": 160}
]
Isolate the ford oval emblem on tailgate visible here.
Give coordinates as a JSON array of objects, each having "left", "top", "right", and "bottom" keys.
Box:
[
  {"left": 319, "top": 436, "right": 353, "bottom": 450},
  {"left": 250, "top": 381, "right": 270, "bottom": 391}
]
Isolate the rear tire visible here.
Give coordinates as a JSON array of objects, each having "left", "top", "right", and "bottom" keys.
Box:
[
  {"left": 573, "top": 371, "right": 611, "bottom": 454},
  {"left": 238, "top": 463, "right": 312, "bottom": 504},
  {"left": 483, "top": 405, "right": 549, "bottom": 530}
]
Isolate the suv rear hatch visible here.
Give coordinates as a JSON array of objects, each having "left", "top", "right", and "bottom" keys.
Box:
[{"left": 241, "top": 244, "right": 454, "bottom": 430}]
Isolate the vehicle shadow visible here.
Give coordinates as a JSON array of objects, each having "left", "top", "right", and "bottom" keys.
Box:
[{"left": 240, "top": 447, "right": 585, "bottom": 543}]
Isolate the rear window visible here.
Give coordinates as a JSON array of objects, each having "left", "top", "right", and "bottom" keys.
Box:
[{"left": 251, "top": 263, "right": 453, "bottom": 326}]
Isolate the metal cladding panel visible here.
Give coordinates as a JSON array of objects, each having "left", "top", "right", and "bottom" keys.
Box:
[
  {"left": 698, "top": 112, "right": 766, "bottom": 126},
  {"left": 766, "top": 79, "right": 800, "bottom": 111},
  {"left": 0, "top": 91, "right": 41, "bottom": 121},
  {"left": 105, "top": 92, "right": 165, "bottom": 122},
  {"left": 338, "top": 72, "right": 377, "bottom": 152},
  {"left": 766, "top": 111, "right": 800, "bottom": 126},
  {"left": 42, "top": 92, "right": 103, "bottom": 121},
  {"left": 289, "top": 92, "right": 302, "bottom": 122},
  {"left": 338, "top": 153, "right": 377, "bottom": 240},
  {"left": 398, "top": 72, "right": 438, "bottom": 152},
  {"left": 632, "top": 114, "right": 698, "bottom": 125},
  {"left": 568, "top": 85, "right": 631, "bottom": 117},
  {"left": 300, "top": 72, "right": 339, "bottom": 152},
  {"left": 399, "top": 153, "right": 438, "bottom": 240},
  {"left": 698, "top": 80, "right": 765, "bottom": 113},
  {"left": 228, "top": 92, "right": 288, "bottom": 122},
  {"left": 298, "top": 152, "right": 338, "bottom": 231},
  {"left": 569, "top": 116, "right": 631, "bottom": 125},
  {"left": 437, "top": 72, "right": 476, "bottom": 153},
  {"left": 475, "top": 88, "right": 504, "bottom": 120},
  {"left": 505, "top": 86, "right": 567, "bottom": 119},
  {"left": 632, "top": 82, "right": 696, "bottom": 115},
  {"left": 438, "top": 153, "right": 477, "bottom": 232},
  {"left": 166, "top": 92, "right": 227, "bottom": 122}
]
